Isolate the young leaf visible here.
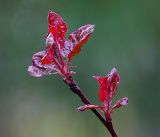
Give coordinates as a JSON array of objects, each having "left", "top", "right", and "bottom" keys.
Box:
[
  {"left": 93, "top": 68, "right": 120, "bottom": 103},
  {"left": 48, "top": 11, "right": 68, "bottom": 47},
  {"left": 41, "top": 45, "right": 54, "bottom": 64},
  {"left": 78, "top": 104, "right": 103, "bottom": 111},
  {"left": 111, "top": 97, "right": 128, "bottom": 112},
  {"left": 66, "top": 24, "right": 94, "bottom": 60},
  {"left": 28, "top": 51, "right": 55, "bottom": 77},
  {"left": 107, "top": 68, "right": 120, "bottom": 97}
]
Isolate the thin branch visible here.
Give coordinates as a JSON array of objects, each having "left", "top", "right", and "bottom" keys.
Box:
[{"left": 64, "top": 76, "right": 118, "bottom": 137}]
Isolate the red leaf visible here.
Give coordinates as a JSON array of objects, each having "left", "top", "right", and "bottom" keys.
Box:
[
  {"left": 78, "top": 104, "right": 104, "bottom": 112},
  {"left": 28, "top": 51, "right": 55, "bottom": 77},
  {"left": 68, "top": 34, "right": 90, "bottom": 60},
  {"left": 107, "top": 68, "right": 120, "bottom": 97},
  {"left": 93, "top": 76, "right": 110, "bottom": 102},
  {"left": 67, "top": 24, "right": 94, "bottom": 60},
  {"left": 93, "top": 68, "right": 120, "bottom": 103},
  {"left": 111, "top": 97, "right": 128, "bottom": 112},
  {"left": 41, "top": 45, "right": 54, "bottom": 64},
  {"left": 45, "top": 32, "right": 64, "bottom": 65},
  {"left": 48, "top": 11, "right": 68, "bottom": 48}
]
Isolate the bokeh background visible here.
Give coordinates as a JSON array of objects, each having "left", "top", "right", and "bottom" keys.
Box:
[{"left": 0, "top": 0, "right": 160, "bottom": 137}]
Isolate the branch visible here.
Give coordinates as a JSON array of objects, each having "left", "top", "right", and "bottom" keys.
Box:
[{"left": 64, "top": 76, "right": 118, "bottom": 137}]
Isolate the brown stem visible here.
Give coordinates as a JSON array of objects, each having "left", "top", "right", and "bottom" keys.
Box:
[{"left": 64, "top": 76, "right": 118, "bottom": 137}]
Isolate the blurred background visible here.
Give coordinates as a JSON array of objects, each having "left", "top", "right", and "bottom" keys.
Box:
[{"left": 0, "top": 0, "right": 160, "bottom": 137}]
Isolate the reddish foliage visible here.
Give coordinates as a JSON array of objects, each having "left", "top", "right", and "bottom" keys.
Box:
[
  {"left": 28, "top": 11, "right": 128, "bottom": 130},
  {"left": 28, "top": 11, "right": 94, "bottom": 78},
  {"left": 79, "top": 68, "right": 128, "bottom": 120},
  {"left": 41, "top": 45, "right": 54, "bottom": 64},
  {"left": 93, "top": 68, "right": 120, "bottom": 102},
  {"left": 48, "top": 11, "right": 68, "bottom": 48},
  {"left": 68, "top": 34, "right": 90, "bottom": 60},
  {"left": 67, "top": 24, "right": 94, "bottom": 60}
]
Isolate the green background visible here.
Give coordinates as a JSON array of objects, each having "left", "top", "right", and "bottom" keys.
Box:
[{"left": 0, "top": 0, "right": 160, "bottom": 137}]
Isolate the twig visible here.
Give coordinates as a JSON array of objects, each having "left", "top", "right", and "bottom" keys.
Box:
[{"left": 64, "top": 76, "right": 118, "bottom": 137}]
